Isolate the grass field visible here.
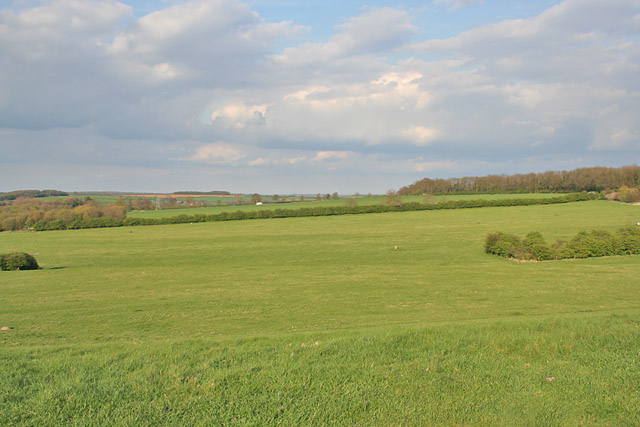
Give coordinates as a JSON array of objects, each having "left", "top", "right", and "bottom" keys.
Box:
[
  {"left": 126, "top": 193, "right": 560, "bottom": 219},
  {"left": 1, "top": 200, "right": 639, "bottom": 425}
]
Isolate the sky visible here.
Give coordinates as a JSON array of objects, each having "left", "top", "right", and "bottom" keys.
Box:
[{"left": 0, "top": 0, "right": 639, "bottom": 194}]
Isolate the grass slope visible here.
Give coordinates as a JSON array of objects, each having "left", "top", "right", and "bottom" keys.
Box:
[
  {"left": 126, "top": 193, "right": 560, "bottom": 219},
  {"left": 1, "top": 200, "right": 639, "bottom": 425}
]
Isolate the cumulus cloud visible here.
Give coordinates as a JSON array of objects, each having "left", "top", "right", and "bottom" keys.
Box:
[
  {"left": 276, "top": 7, "right": 415, "bottom": 65},
  {"left": 434, "top": 0, "right": 484, "bottom": 11},
  {"left": 1, "top": 0, "right": 639, "bottom": 193},
  {"left": 186, "top": 142, "right": 245, "bottom": 164}
]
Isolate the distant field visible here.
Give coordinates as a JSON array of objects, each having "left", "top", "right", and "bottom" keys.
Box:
[
  {"left": 1, "top": 200, "right": 638, "bottom": 424},
  {"left": 127, "top": 193, "right": 559, "bottom": 219}
]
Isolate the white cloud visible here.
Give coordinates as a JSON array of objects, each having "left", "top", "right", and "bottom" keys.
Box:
[
  {"left": 1, "top": 0, "right": 639, "bottom": 193},
  {"left": 187, "top": 142, "right": 245, "bottom": 164},
  {"left": 313, "top": 151, "right": 354, "bottom": 161},
  {"left": 404, "top": 126, "right": 438, "bottom": 146},
  {"left": 408, "top": 158, "right": 458, "bottom": 172},
  {"left": 275, "top": 7, "right": 415, "bottom": 65},
  {"left": 434, "top": 0, "right": 484, "bottom": 11}
]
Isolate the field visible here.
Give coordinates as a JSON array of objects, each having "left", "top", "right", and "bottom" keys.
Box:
[
  {"left": 126, "top": 193, "right": 559, "bottom": 219},
  {"left": 1, "top": 200, "right": 639, "bottom": 425}
]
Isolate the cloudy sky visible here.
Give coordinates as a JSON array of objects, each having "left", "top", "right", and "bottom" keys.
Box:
[{"left": 1, "top": 0, "right": 639, "bottom": 194}]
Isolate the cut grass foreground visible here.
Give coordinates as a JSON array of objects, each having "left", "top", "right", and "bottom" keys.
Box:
[{"left": 1, "top": 200, "right": 639, "bottom": 424}]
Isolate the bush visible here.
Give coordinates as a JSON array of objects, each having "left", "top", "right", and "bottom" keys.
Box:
[
  {"left": 523, "top": 232, "right": 553, "bottom": 260},
  {"left": 487, "top": 226, "right": 640, "bottom": 261},
  {"left": 0, "top": 252, "right": 39, "bottom": 271},
  {"left": 484, "top": 232, "right": 522, "bottom": 258},
  {"left": 616, "top": 186, "right": 640, "bottom": 203}
]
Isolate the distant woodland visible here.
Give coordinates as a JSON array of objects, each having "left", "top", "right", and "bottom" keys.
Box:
[
  {"left": 0, "top": 189, "right": 68, "bottom": 201},
  {"left": 0, "top": 197, "right": 126, "bottom": 232},
  {"left": 399, "top": 165, "right": 640, "bottom": 195}
]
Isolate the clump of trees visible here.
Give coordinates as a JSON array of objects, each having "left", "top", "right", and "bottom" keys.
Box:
[
  {"left": 485, "top": 227, "right": 640, "bottom": 261},
  {"left": 399, "top": 165, "right": 640, "bottom": 195},
  {"left": 615, "top": 186, "right": 640, "bottom": 203},
  {"left": 0, "top": 197, "right": 126, "bottom": 231},
  {"left": 385, "top": 190, "right": 404, "bottom": 207},
  {"left": 114, "top": 197, "right": 154, "bottom": 211},
  {"left": 0, "top": 190, "right": 68, "bottom": 202},
  {"left": 0, "top": 252, "right": 39, "bottom": 271}
]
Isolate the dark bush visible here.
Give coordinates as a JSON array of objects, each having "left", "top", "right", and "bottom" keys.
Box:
[
  {"left": 484, "top": 232, "right": 522, "bottom": 258},
  {"left": 0, "top": 252, "right": 39, "bottom": 271},
  {"left": 487, "top": 226, "right": 640, "bottom": 261},
  {"left": 523, "top": 231, "right": 553, "bottom": 260}
]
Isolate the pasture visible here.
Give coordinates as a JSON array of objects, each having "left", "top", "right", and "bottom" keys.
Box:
[
  {"left": 126, "top": 192, "right": 559, "bottom": 219},
  {"left": 1, "top": 200, "right": 639, "bottom": 425}
]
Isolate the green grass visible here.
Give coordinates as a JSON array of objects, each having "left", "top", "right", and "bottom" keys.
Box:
[
  {"left": 1, "top": 200, "right": 639, "bottom": 425},
  {"left": 127, "top": 193, "right": 559, "bottom": 219}
]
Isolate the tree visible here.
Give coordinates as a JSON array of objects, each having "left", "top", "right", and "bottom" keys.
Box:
[
  {"left": 344, "top": 198, "right": 358, "bottom": 208},
  {"left": 273, "top": 194, "right": 280, "bottom": 202},
  {"left": 385, "top": 190, "right": 403, "bottom": 207},
  {"left": 251, "top": 193, "right": 262, "bottom": 204},
  {"left": 331, "top": 192, "right": 339, "bottom": 199},
  {"left": 617, "top": 185, "right": 640, "bottom": 203}
]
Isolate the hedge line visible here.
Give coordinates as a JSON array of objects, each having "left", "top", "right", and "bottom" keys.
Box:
[
  {"left": 485, "top": 226, "right": 640, "bottom": 261},
  {"left": 31, "top": 192, "right": 602, "bottom": 231}
]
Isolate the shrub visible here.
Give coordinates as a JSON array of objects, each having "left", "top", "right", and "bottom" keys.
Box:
[
  {"left": 523, "top": 231, "right": 553, "bottom": 260},
  {"left": 616, "top": 186, "right": 640, "bottom": 203},
  {"left": 0, "top": 252, "right": 39, "bottom": 271},
  {"left": 487, "top": 226, "right": 640, "bottom": 261},
  {"left": 614, "top": 227, "right": 640, "bottom": 255},
  {"left": 484, "top": 232, "right": 522, "bottom": 258}
]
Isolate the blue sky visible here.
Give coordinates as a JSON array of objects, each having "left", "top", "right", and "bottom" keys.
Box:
[{"left": 0, "top": 0, "right": 639, "bottom": 193}]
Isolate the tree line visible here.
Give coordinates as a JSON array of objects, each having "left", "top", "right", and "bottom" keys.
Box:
[
  {"left": 0, "top": 197, "right": 126, "bottom": 232},
  {"left": 399, "top": 165, "right": 640, "bottom": 195},
  {"left": 0, "top": 189, "right": 68, "bottom": 202}
]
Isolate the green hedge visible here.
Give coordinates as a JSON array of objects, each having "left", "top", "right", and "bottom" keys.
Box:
[
  {"left": 29, "top": 192, "right": 602, "bottom": 232},
  {"left": 485, "top": 226, "right": 640, "bottom": 261},
  {"left": 0, "top": 252, "right": 39, "bottom": 271}
]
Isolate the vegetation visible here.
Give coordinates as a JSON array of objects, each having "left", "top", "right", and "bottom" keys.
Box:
[
  {"left": 616, "top": 185, "right": 640, "bottom": 203},
  {"left": 127, "top": 193, "right": 561, "bottom": 219},
  {"left": 0, "top": 200, "right": 638, "bottom": 424},
  {"left": 399, "top": 165, "right": 640, "bottom": 195},
  {"left": 0, "top": 252, "right": 39, "bottom": 271},
  {"left": 485, "top": 226, "right": 640, "bottom": 260},
  {"left": 172, "top": 191, "right": 231, "bottom": 195},
  {"left": 3, "top": 192, "right": 602, "bottom": 232},
  {"left": 0, "top": 197, "right": 126, "bottom": 232},
  {"left": 0, "top": 189, "right": 67, "bottom": 202}
]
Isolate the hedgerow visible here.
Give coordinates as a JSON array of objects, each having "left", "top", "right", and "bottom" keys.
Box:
[
  {"left": 485, "top": 226, "right": 640, "bottom": 261},
  {"left": 25, "top": 192, "right": 601, "bottom": 232}
]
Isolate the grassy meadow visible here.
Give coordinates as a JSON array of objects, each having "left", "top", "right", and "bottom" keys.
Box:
[
  {"left": 1, "top": 200, "right": 639, "bottom": 425},
  {"left": 126, "top": 192, "right": 559, "bottom": 219}
]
